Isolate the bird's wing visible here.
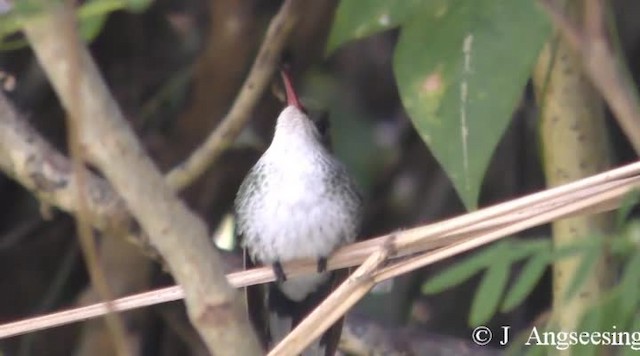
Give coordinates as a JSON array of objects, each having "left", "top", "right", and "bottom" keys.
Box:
[{"left": 243, "top": 244, "right": 270, "bottom": 350}]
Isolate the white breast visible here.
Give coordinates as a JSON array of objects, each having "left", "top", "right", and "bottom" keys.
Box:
[{"left": 241, "top": 143, "right": 356, "bottom": 263}]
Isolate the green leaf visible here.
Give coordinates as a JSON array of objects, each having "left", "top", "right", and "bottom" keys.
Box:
[
  {"left": 77, "top": 0, "right": 128, "bottom": 18},
  {"left": 0, "top": 39, "right": 28, "bottom": 51},
  {"left": 9, "top": 0, "right": 43, "bottom": 16},
  {"left": 422, "top": 241, "right": 508, "bottom": 294},
  {"left": 501, "top": 252, "right": 550, "bottom": 312},
  {"left": 622, "top": 315, "right": 640, "bottom": 356},
  {"left": 563, "top": 241, "right": 602, "bottom": 302},
  {"left": 0, "top": 0, "right": 42, "bottom": 40},
  {"left": 124, "top": 0, "right": 152, "bottom": 12},
  {"left": 326, "top": 0, "right": 446, "bottom": 55},
  {"left": 77, "top": 0, "right": 144, "bottom": 41},
  {"left": 504, "top": 238, "right": 551, "bottom": 261},
  {"left": 524, "top": 342, "right": 547, "bottom": 356},
  {"left": 79, "top": 13, "right": 108, "bottom": 42},
  {"left": 615, "top": 190, "right": 640, "bottom": 230},
  {"left": 619, "top": 251, "right": 640, "bottom": 317},
  {"left": 0, "top": 0, "right": 141, "bottom": 51},
  {"left": 393, "top": 0, "right": 550, "bottom": 209},
  {"left": 469, "top": 258, "right": 510, "bottom": 325},
  {"left": 576, "top": 308, "right": 601, "bottom": 356},
  {"left": 587, "top": 289, "right": 623, "bottom": 333},
  {"left": 550, "top": 241, "right": 593, "bottom": 260},
  {"left": 624, "top": 220, "right": 640, "bottom": 248},
  {"left": 609, "top": 230, "right": 635, "bottom": 256}
]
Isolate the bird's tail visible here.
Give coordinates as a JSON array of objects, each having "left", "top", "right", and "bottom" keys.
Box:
[{"left": 259, "top": 272, "right": 345, "bottom": 356}]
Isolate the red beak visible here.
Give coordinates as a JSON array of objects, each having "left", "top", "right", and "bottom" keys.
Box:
[{"left": 280, "top": 67, "right": 303, "bottom": 110}]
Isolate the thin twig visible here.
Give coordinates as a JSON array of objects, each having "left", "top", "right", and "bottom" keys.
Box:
[
  {"left": 61, "top": 3, "right": 130, "bottom": 354},
  {"left": 584, "top": 0, "right": 605, "bottom": 40},
  {"left": 165, "top": 0, "right": 305, "bottom": 190},
  {"left": 0, "top": 287, "right": 184, "bottom": 339},
  {"left": 538, "top": 0, "right": 583, "bottom": 49},
  {"left": 2, "top": 161, "right": 639, "bottom": 339}
]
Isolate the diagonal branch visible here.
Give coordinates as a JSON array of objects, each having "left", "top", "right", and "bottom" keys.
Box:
[
  {"left": 0, "top": 93, "right": 131, "bottom": 239},
  {"left": 165, "top": 0, "right": 306, "bottom": 190},
  {"left": 20, "top": 2, "right": 261, "bottom": 355}
]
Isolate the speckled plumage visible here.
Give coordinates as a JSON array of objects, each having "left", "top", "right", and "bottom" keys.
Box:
[
  {"left": 236, "top": 106, "right": 361, "bottom": 263},
  {"left": 235, "top": 104, "right": 362, "bottom": 355}
]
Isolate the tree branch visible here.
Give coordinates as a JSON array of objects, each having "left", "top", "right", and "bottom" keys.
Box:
[
  {"left": 0, "top": 93, "right": 128, "bottom": 236},
  {"left": 20, "top": 2, "right": 261, "bottom": 355},
  {"left": 165, "top": 0, "right": 306, "bottom": 190},
  {"left": 60, "top": 4, "right": 130, "bottom": 354}
]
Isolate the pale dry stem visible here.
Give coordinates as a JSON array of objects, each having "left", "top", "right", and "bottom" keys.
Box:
[
  {"left": 59, "top": 3, "right": 130, "bottom": 355},
  {"left": 2, "top": 160, "right": 640, "bottom": 339},
  {"left": 268, "top": 249, "right": 390, "bottom": 355}
]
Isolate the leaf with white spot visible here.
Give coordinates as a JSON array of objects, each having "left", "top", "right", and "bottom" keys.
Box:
[
  {"left": 394, "top": 0, "right": 549, "bottom": 209},
  {"left": 326, "top": 0, "right": 449, "bottom": 55}
]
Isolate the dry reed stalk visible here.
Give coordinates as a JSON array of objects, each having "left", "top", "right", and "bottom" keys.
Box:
[
  {"left": 268, "top": 175, "right": 640, "bottom": 352},
  {"left": 1, "top": 161, "right": 640, "bottom": 340}
]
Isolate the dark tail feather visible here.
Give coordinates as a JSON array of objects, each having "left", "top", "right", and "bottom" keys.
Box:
[
  {"left": 244, "top": 242, "right": 348, "bottom": 355},
  {"left": 267, "top": 270, "right": 347, "bottom": 356}
]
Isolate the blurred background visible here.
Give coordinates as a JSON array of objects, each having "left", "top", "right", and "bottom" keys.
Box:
[{"left": 0, "top": 0, "right": 640, "bottom": 355}]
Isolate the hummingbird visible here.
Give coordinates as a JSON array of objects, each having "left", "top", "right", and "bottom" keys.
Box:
[{"left": 234, "top": 67, "right": 363, "bottom": 355}]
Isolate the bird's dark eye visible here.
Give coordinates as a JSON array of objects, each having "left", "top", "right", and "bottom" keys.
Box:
[
  {"left": 312, "top": 111, "right": 330, "bottom": 136},
  {"left": 310, "top": 110, "right": 332, "bottom": 149}
]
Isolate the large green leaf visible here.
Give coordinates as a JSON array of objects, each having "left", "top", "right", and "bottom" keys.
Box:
[
  {"left": 326, "top": 0, "right": 446, "bottom": 55},
  {"left": 393, "top": 0, "right": 550, "bottom": 209}
]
